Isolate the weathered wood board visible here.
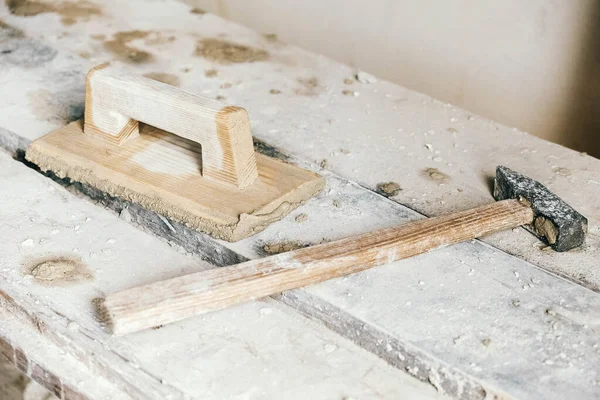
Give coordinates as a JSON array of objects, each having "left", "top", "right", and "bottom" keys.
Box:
[
  {"left": 0, "top": 151, "right": 443, "bottom": 400},
  {"left": 227, "top": 175, "right": 600, "bottom": 400},
  {"left": 0, "top": 1, "right": 599, "bottom": 399},
  {"left": 0, "top": 0, "right": 598, "bottom": 292},
  {"left": 1, "top": 309, "right": 128, "bottom": 399}
]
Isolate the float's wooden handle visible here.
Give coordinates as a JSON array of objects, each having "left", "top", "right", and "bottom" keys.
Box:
[
  {"left": 101, "top": 199, "right": 533, "bottom": 335},
  {"left": 83, "top": 64, "right": 258, "bottom": 188}
]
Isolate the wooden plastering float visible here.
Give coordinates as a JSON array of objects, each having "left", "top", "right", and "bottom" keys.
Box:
[{"left": 26, "top": 64, "right": 324, "bottom": 241}]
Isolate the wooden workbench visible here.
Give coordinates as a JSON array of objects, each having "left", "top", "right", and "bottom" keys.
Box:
[{"left": 0, "top": 1, "right": 599, "bottom": 399}]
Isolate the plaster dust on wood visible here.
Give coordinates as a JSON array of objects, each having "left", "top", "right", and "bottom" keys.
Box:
[
  {"left": 27, "top": 88, "right": 83, "bottom": 125},
  {"left": 0, "top": 152, "right": 444, "bottom": 400},
  {"left": 23, "top": 255, "right": 93, "bottom": 286},
  {"left": 195, "top": 38, "right": 269, "bottom": 64},
  {"left": 103, "top": 30, "right": 155, "bottom": 64},
  {"left": 295, "top": 77, "right": 321, "bottom": 96},
  {"left": 5, "top": 0, "right": 102, "bottom": 25},
  {"left": 1, "top": 1, "right": 600, "bottom": 398},
  {"left": 103, "top": 30, "right": 178, "bottom": 64},
  {"left": 225, "top": 176, "right": 600, "bottom": 400}
]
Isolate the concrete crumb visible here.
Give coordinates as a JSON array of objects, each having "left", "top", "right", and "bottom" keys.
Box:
[
  {"left": 119, "top": 207, "right": 133, "bottom": 223},
  {"left": 259, "top": 307, "right": 273, "bottom": 316},
  {"left": 552, "top": 166, "right": 572, "bottom": 176},
  {"left": 343, "top": 78, "right": 354, "bottom": 84},
  {"left": 295, "top": 213, "right": 308, "bottom": 223},
  {"left": 23, "top": 256, "right": 93, "bottom": 286},
  {"left": 323, "top": 343, "right": 337, "bottom": 353},
  {"left": 195, "top": 38, "right": 269, "bottom": 64},
  {"left": 262, "top": 241, "right": 308, "bottom": 255},
  {"left": 190, "top": 7, "right": 205, "bottom": 14},
  {"left": 263, "top": 33, "right": 278, "bottom": 42},
  {"left": 269, "top": 88, "right": 281, "bottom": 94},
  {"left": 342, "top": 90, "right": 359, "bottom": 97},
  {"left": 423, "top": 167, "right": 450, "bottom": 183},
  {"left": 332, "top": 199, "right": 341, "bottom": 208},
  {"left": 376, "top": 182, "right": 401, "bottom": 197},
  {"left": 20, "top": 238, "right": 34, "bottom": 247},
  {"left": 356, "top": 70, "right": 377, "bottom": 83},
  {"left": 205, "top": 68, "right": 218, "bottom": 77},
  {"left": 67, "top": 321, "right": 80, "bottom": 331},
  {"left": 319, "top": 159, "right": 328, "bottom": 168},
  {"left": 296, "top": 77, "right": 321, "bottom": 96}
]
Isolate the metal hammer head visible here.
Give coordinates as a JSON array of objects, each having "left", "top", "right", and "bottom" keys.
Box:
[{"left": 493, "top": 166, "right": 587, "bottom": 252}]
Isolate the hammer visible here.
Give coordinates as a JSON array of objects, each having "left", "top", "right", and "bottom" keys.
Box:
[{"left": 101, "top": 166, "right": 587, "bottom": 335}]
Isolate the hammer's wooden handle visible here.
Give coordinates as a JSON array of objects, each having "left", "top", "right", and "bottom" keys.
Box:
[{"left": 102, "top": 199, "right": 533, "bottom": 335}]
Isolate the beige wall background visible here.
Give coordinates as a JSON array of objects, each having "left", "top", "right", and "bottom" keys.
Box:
[{"left": 183, "top": 0, "right": 600, "bottom": 157}]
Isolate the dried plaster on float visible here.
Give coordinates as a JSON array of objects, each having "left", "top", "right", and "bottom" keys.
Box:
[{"left": 1, "top": 0, "right": 597, "bottom": 290}]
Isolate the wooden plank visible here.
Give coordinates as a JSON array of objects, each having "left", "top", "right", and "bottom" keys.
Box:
[
  {"left": 226, "top": 175, "right": 600, "bottom": 400},
  {"left": 0, "top": 3, "right": 599, "bottom": 399},
  {"left": 102, "top": 199, "right": 533, "bottom": 335},
  {"left": 1, "top": 0, "right": 598, "bottom": 290},
  {"left": 0, "top": 310, "right": 127, "bottom": 399},
  {"left": 10, "top": 131, "right": 600, "bottom": 399},
  {"left": 0, "top": 151, "right": 444, "bottom": 400}
]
